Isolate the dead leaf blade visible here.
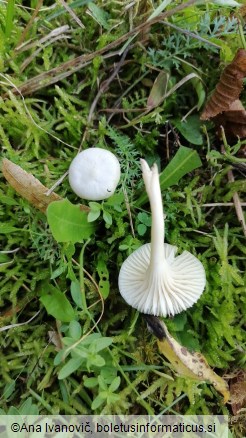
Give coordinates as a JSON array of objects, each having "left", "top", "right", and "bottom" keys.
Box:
[
  {"left": 157, "top": 321, "right": 230, "bottom": 404},
  {"left": 2, "top": 158, "right": 61, "bottom": 213}
]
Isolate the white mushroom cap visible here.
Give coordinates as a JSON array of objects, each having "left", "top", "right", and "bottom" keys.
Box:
[
  {"left": 118, "top": 159, "right": 206, "bottom": 317},
  {"left": 118, "top": 242, "right": 206, "bottom": 317},
  {"left": 68, "top": 148, "right": 121, "bottom": 201}
]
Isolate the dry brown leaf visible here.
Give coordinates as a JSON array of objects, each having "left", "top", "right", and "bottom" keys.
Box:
[
  {"left": 214, "top": 99, "right": 246, "bottom": 138},
  {"left": 229, "top": 370, "right": 246, "bottom": 415},
  {"left": 201, "top": 49, "right": 246, "bottom": 121},
  {"left": 145, "top": 315, "right": 230, "bottom": 403},
  {"left": 239, "top": 4, "right": 246, "bottom": 18},
  {"left": 2, "top": 158, "right": 62, "bottom": 212},
  {"left": 2, "top": 158, "right": 90, "bottom": 214},
  {"left": 147, "top": 71, "right": 169, "bottom": 109}
]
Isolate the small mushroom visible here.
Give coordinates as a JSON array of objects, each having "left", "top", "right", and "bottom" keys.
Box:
[
  {"left": 118, "top": 159, "right": 206, "bottom": 317},
  {"left": 69, "top": 148, "right": 121, "bottom": 201}
]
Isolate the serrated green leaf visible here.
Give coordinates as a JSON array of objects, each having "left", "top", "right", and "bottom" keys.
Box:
[
  {"left": 47, "top": 199, "right": 95, "bottom": 243},
  {"left": 40, "top": 285, "right": 76, "bottom": 322}
]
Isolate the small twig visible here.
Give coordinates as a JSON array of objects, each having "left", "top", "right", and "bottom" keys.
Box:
[
  {"left": 45, "top": 171, "right": 68, "bottom": 196},
  {"left": 16, "top": 25, "right": 70, "bottom": 53},
  {"left": 0, "top": 310, "right": 41, "bottom": 333},
  {"left": 202, "top": 202, "right": 246, "bottom": 207},
  {"left": 88, "top": 46, "right": 130, "bottom": 123},
  {"left": 6, "top": 0, "right": 200, "bottom": 97},
  {"left": 0, "top": 247, "right": 20, "bottom": 254},
  {"left": 123, "top": 186, "right": 135, "bottom": 238},
  {"left": 16, "top": 0, "right": 43, "bottom": 49},
  {"left": 58, "top": 0, "right": 85, "bottom": 29},
  {"left": 221, "top": 144, "right": 246, "bottom": 236},
  {"left": 160, "top": 20, "right": 220, "bottom": 49}
]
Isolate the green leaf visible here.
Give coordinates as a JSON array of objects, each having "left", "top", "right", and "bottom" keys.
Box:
[
  {"left": 91, "top": 394, "right": 104, "bottom": 410},
  {"left": 88, "top": 354, "right": 105, "bottom": 368},
  {"left": 88, "top": 209, "right": 101, "bottom": 222},
  {"left": 70, "top": 281, "right": 83, "bottom": 309},
  {"left": 47, "top": 199, "right": 95, "bottom": 243},
  {"left": 175, "top": 115, "right": 203, "bottom": 145},
  {"left": 167, "top": 313, "right": 187, "bottom": 332},
  {"left": 69, "top": 320, "right": 81, "bottom": 340},
  {"left": 137, "top": 223, "right": 147, "bottom": 236},
  {"left": 91, "top": 337, "right": 113, "bottom": 353},
  {"left": 88, "top": 2, "right": 110, "bottom": 29},
  {"left": 5, "top": 0, "right": 15, "bottom": 38},
  {"left": 58, "top": 358, "right": 84, "bottom": 379},
  {"left": 109, "top": 376, "right": 120, "bottom": 392},
  {"left": 77, "top": 333, "right": 102, "bottom": 346},
  {"left": 0, "top": 193, "right": 18, "bottom": 205},
  {"left": 96, "top": 258, "right": 110, "bottom": 299},
  {"left": 138, "top": 212, "right": 151, "bottom": 226},
  {"left": 147, "top": 0, "right": 172, "bottom": 20},
  {"left": 136, "top": 146, "right": 202, "bottom": 206},
  {"left": 84, "top": 377, "right": 98, "bottom": 388},
  {"left": 3, "top": 380, "right": 15, "bottom": 399},
  {"left": 0, "top": 223, "right": 19, "bottom": 234},
  {"left": 102, "top": 210, "right": 112, "bottom": 226},
  {"left": 40, "top": 285, "right": 76, "bottom": 322},
  {"left": 46, "top": 0, "right": 91, "bottom": 22}
]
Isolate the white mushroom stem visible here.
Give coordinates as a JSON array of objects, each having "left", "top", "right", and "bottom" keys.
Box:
[{"left": 141, "top": 159, "right": 165, "bottom": 270}]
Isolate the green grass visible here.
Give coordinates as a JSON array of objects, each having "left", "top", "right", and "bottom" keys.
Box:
[{"left": 0, "top": 1, "right": 245, "bottom": 436}]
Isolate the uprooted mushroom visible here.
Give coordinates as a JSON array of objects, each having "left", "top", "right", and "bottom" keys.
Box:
[{"left": 118, "top": 159, "right": 206, "bottom": 317}]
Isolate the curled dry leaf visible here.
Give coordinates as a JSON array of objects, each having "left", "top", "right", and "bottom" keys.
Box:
[
  {"left": 145, "top": 315, "right": 230, "bottom": 403},
  {"left": 201, "top": 49, "right": 246, "bottom": 120},
  {"left": 214, "top": 99, "right": 246, "bottom": 138},
  {"left": 201, "top": 49, "right": 246, "bottom": 139}
]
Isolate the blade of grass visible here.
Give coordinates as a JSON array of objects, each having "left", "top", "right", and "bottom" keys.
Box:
[{"left": 136, "top": 146, "right": 202, "bottom": 207}]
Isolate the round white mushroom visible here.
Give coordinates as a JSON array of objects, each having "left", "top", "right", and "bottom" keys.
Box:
[
  {"left": 68, "top": 148, "right": 121, "bottom": 201},
  {"left": 118, "top": 159, "right": 206, "bottom": 317}
]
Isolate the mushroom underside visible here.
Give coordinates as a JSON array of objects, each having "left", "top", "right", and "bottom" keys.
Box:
[{"left": 118, "top": 243, "right": 206, "bottom": 316}]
